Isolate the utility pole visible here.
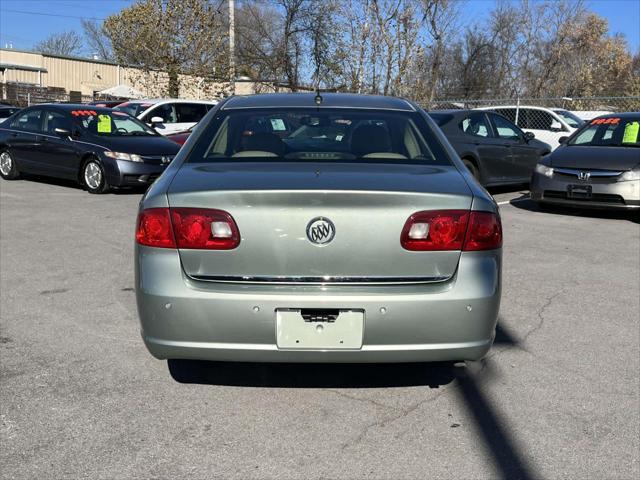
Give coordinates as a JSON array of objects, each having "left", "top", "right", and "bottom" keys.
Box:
[{"left": 229, "top": 0, "right": 235, "bottom": 95}]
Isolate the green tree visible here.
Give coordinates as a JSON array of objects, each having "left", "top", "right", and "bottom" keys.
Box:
[{"left": 104, "top": 0, "right": 229, "bottom": 97}]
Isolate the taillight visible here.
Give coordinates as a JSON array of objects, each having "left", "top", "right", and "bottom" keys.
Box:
[
  {"left": 136, "top": 208, "right": 175, "bottom": 248},
  {"left": 136, "top": 207, "right": 240, "bottom": 249},
  {"left": 401, "top": 210, "right": 501, "bottom": 251},
  {"left": 401, "top": 210, "right": 469, "bottom": 251},
  {"left": 170, "top": 207, "right": 240, "bottom": 249},
  {"left": 463, "top": 211, "right": 502, "bottom": 251}
]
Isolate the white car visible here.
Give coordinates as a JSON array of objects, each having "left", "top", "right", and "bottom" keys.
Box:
[
  {"left": 114, "top": 99, "right": 217, "bottom": 135},
  {"left": 476, "top": 105, "right": 580, "bottom": 150}
]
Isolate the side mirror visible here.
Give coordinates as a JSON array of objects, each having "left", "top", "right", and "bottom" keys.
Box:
[
  {"left": 149, "top": 116, "right": 164, "bottom": 126},
  {"left": 524, "top": 131, "right": 535, "bottom": 142},
  {"left": 550, "top": 120, "right": 563, "bottom": 132},
  {"left": 54, "top": 127, "right": 71, "bottom": 137},
  {"left": 558, "top": 136, "right": 569, "bottom": 144}
]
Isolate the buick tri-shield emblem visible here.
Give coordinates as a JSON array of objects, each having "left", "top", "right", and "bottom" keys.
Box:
[{"left": 306, "top": 217, "right": 335, "bottom": 245}]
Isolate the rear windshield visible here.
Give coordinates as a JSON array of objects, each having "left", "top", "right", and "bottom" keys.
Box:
[
  {"left": 188, "top": 108, "right": 451, "bottom": 165},
  {"left": 568, "top": 117, "right": 640, "bottom": 147}
]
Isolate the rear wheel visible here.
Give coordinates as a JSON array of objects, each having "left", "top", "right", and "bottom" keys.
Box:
[
  {"left": 0, "top": 150, "right": 20, "bottom": 180},
  {"left": 462, "top": 158, "right": 480, "bottom": 182},
  {"left": 82, "top": 157, "right": 109, "bottom": 194}
]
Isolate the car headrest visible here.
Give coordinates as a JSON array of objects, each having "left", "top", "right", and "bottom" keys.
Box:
[
  {"left": 351, "top": 124, "right": 391, "bottom": 156},
  {"left": 243, "top": 133, "right": 285, "bottom": 156}
]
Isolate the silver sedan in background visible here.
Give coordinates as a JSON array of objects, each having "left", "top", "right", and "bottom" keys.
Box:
[
  {"left": 135, "top": 93, "right": 502, "bottom": 366},
  {"left": 531, "top": 112, "right": 640, "bottom": 210}
]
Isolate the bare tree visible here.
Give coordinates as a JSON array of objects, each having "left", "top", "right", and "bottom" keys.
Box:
[
  {"left": 82, "top": 20, "right": 114, "bottom": 61},
  {"left": 34, "top": 31, "right": 83, "bottom": 56}
]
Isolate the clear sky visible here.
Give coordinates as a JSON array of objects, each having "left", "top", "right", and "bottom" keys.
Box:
[{"left": 1, "top": 0, "right": 639, "bottom": 55}]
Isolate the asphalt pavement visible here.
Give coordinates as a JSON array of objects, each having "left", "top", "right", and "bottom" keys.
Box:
[{"left": 1, "top": 176, "right": 638, "bottom": 479}]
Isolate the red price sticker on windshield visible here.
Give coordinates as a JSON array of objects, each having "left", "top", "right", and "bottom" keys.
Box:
[
  {"left": 71, "top": 110, "right": 97, "bottom": 116},
  {"left": 591, "top": 117, "right": 620, "bottom": 125}
]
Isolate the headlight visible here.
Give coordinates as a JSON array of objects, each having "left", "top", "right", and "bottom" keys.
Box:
[
  {"left": 619, "top": 169, "right": 640, "bottom": 181},
  {"left": 104, "top": 151, "right": 143, "bottom": 162},
  {"left": 535, "top": 164, "right": 554, "bottom": 177}
]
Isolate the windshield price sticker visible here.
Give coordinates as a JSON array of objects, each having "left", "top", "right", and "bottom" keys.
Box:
[
  {"left": 622, "top": 121, "right": 639, "bottom": 144},
  {"left": 71, "top": 110, "right": 97, "bottom": 117},
  {"left": 97, "top": 114, "right": 112, "bottom": 133},
  {"left": 590, "top": 117, "right": 620, "bottom": 125}
]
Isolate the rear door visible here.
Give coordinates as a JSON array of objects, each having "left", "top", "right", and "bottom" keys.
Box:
[
  {"left": 6, "top": 108, "right": 45, "bottom": 173},
  {"left": 459, "top": 112, "right": 511, "bottom": 183},
  {"left": 487, "top": 112, "right": 538, "bottom": 180}
]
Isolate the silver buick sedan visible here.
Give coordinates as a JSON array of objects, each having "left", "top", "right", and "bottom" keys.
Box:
[{"left": 135, "top": 93, "right": 502, "bottom": 364}]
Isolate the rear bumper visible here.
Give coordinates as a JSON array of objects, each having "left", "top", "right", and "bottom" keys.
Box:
[
  {"left": 530, "top": 172, "right": 640, "bottom": 210},
  {"left": 135, "top": 248, "right": 501, "bottom": 363}
]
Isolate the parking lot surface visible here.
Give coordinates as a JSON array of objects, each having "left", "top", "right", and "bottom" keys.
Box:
[{"left": 1, "top": 177, "right": 638, "bottom": 479}]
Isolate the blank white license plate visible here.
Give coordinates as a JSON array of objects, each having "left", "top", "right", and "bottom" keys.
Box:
[{"left": 276, "top": 309, "right": 364, "bottom": 350}]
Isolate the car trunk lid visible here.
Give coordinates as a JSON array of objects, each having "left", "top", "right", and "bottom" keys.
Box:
[{"left": 167, "top": 162, "right": 473, "bottom": 282}]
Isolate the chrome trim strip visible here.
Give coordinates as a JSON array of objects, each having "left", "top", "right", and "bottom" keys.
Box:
[
  {"left": 554, "top": 167, "right": 622, "bottom": 177},
  {"left": 188, "top": 274, "right": 451, "bottom": 285}
]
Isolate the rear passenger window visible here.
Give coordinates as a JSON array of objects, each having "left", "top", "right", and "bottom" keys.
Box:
[
  {"left": 152, "top": 104, "right": 178, "bottom": 123},
  {"left": 11, "top": 109, "right": 43, "bottom": 132},
  {"left": 519, "top": 109, "right": 554, "bottom": 130},
  {"left": 43, "top": 111, "right": 71, "bottom": 134},
  {"left": 176, "top": 104, "right": 208, "bottom": 123},
  {"left": 459, "top": 113, "right": 490, "bottom": 137}
]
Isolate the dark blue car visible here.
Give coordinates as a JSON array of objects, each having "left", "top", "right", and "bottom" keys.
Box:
[{"left": 0, "top": 104, "right": 180, "bottom": 193}]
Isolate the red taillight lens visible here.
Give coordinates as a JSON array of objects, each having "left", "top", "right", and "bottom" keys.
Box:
[
  {"left": 401, "top": 210, "right": 469, "bottom": 251},
  {"left": 170, "top": 207, "right": 240, "bottom": 249},
  {"left": 136, "top": 207, "right": 240, "bottom": 249},
  {"left": 136, "top": 208, "right": 176, "bottom": 248},
  {"left": 464, "top": 211, "right": 502, "bottom": 251},
  {"left": 401, "top": 210, "right": 502, "bottom": 251}
]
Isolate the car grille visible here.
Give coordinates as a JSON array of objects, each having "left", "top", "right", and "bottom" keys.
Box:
[
  {"left": 553, "top": 167, "right": 622, "bottom": 184},
  {"left": 140, "top": 155, "right": 175, "bottom": 165},
  {"left": 543, "top": 190, "right": 625, "bottom": 204}
]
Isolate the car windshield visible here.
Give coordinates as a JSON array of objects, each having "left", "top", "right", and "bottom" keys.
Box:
[
  {"left": 568, "top": 117, "right": 640, "bottom": 147},
  {"left": 113, "top": 102, "right": 152, "bottom": 117},
  {"left": 189, "top": 109, "right": 451, "bottom": 165},
  {"left": 553, "top": 109, "right": 584, "bottom": 128},
  {"left": 73, "top": 110, "right": 158, "bottom": 136}
]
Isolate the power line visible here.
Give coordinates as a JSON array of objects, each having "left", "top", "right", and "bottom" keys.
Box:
[{"left": 0, "top": 8, "right": 106, "bottom": 21}]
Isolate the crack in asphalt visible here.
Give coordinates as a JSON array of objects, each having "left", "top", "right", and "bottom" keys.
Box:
[
  {"left": 521, "top": 290, "right": 565, "bottom": 347},
  {"left": 337, "top": 388, "right": 450, "bottom": 450}
]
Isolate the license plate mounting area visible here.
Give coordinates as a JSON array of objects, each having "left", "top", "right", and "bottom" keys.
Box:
[
  {"left": 276, "top": 309, "right": 364, "bottom": 350},
  {"left": 567, "top": 184, "right": 592, "bottom": 199}
]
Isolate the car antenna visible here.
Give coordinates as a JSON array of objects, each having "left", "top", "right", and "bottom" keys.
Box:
[{"left": 312, "top": 14, "right": 323, "bottom": 108}]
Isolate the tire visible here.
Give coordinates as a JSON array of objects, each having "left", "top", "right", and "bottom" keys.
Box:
[
  {"left": 0, "top": 149, "right": 20, "bottom": 180},
  {"left": 462, "top": 158, "right": 480, "bottom": 182},
  {"left": 81, "top": 157, "right": 110, "bottom": 194}
]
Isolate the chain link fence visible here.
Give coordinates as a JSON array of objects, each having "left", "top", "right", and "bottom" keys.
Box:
[{"left": 429, "top": 96, "right": 639, "bottom": 134}]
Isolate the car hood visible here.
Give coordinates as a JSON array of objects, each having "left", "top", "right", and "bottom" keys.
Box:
[
  {"left": 168, "top": 162, "right": 472, "bottom": 196},
  {"left": 549, "top": 146, "right": 640, "bottom": 170},
  {"left": 86, "top": 135, "right": 181, "bottom": 155}
]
